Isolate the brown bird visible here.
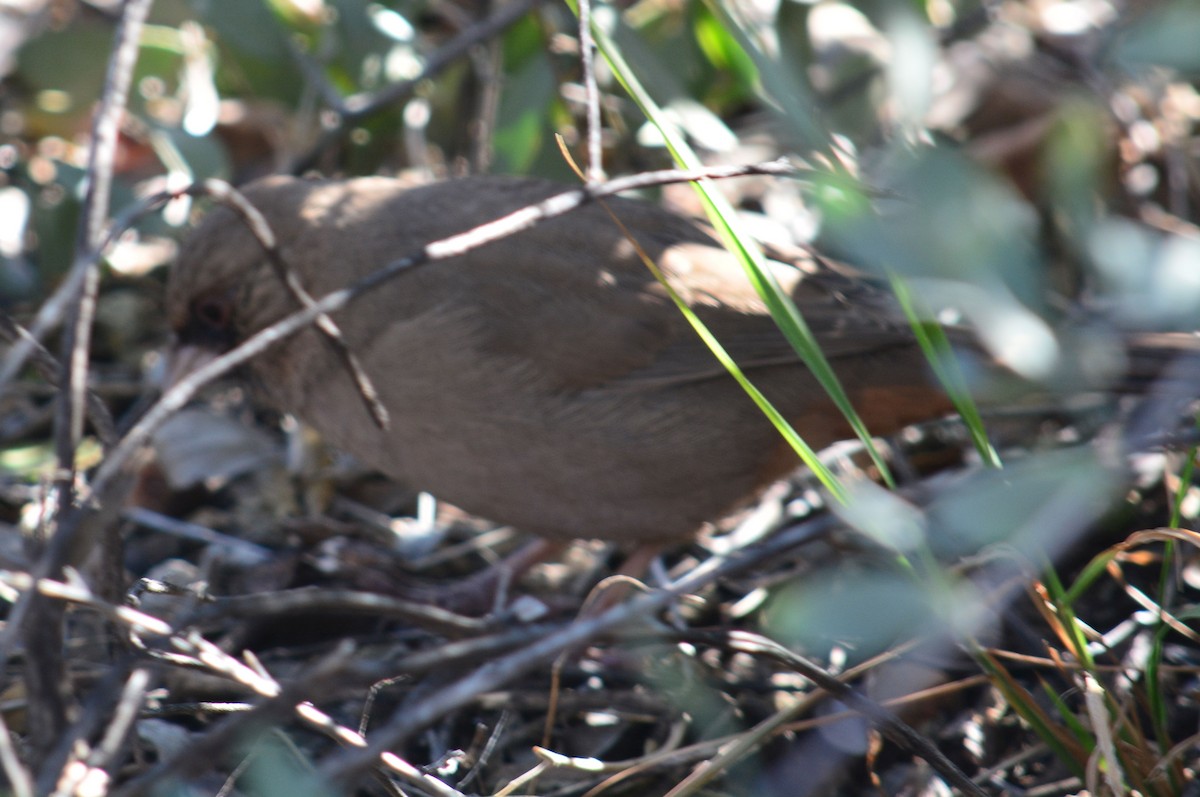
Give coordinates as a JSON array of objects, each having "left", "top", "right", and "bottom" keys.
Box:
[{"left": 166, "top": 174, "right": 962, "bottom": 550}]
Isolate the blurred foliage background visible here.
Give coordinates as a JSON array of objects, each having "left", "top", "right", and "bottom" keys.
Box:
[{"left": 3, "top": 0, "right": 1200, "bottom": 795}]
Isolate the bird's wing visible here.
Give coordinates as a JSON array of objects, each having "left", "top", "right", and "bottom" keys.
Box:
[{"left": 226, "top": 175, "right": 920, "bottom": 395}]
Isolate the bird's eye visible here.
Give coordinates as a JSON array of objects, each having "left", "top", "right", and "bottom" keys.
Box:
[{"left": 192, "top": 295, "right": 231, "bottom": 330}]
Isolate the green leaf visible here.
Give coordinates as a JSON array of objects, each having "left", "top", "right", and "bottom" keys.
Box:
[
  {"left": 702, "top": 0, "right": 838, "bottom": 163},
  {"left": 1112, "top": 0, "right": 1200, "bottom": 76},
  {"left": 192, "top": 0, "right": 300, "bottom": 102},
  {"left": 493, "top": 45, "right": 557, "bottom": 174}
]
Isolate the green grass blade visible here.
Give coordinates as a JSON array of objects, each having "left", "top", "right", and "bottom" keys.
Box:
[
  {"left": 1041, "top": 566, "right": 1096, "bottom": 671},
  {"left": 587, "top": 12, "right": 894, "bottom": 494},
  {"left": 975, "top": 650, "right": 1090, "bottom": 779},
  {"left": 888, "top": 274, "right": 1000, "bottom": 468}
]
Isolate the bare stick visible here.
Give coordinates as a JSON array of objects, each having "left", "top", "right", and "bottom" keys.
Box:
[
  {"left": 200, "top": 180, "right": 390, "bottom": 428},
  {"left": 115, "top": 515, "right": 833, "bottom": 796},
  {"left": 24, "top": 0, "right": 153, "bottom": 766},
  {"left": 42, "top": 666, "right": 151, "bottom": 797},
  {"left": 90, "top": 668, "right": 153, "bottom": 772},
  {"left": 55, "top": 0, "right": 153, "bottom": 477},
  {"left": 577, "top": 0, "right": 603, "bottom": 181},
  {"left": 0, "top": 312, "right": 117, "bottom": 447}
]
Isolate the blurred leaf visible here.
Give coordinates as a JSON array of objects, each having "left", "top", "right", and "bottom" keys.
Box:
[
  {"left": 775, "top": 0, "right": 813, "bottom": 72},
  {"left": 191, "top": 0, "right": 300, "bottom": 102},
  {"left": 818, "top": 146, "right": 1062, "bottom": 381},
  {"left": 1041, "top": 100, "right": 1112, "bottom": 239},
  {"left": 501, "top": 9, "right": 545, "bottom": 71},
  {"left": 135, "top": 23, "right": 188, "bottom": 83},
  {"left": 16, "top": 20, "right": 115, "bottom": 135},
  {"left": 150, "top": 124, "right": 229, "bottom": 183},
  {"left": 1, "top": 441, "right": 56, "bottom": 476},
  {"left": 0, "top": 186, "right": 33, "bottom": 301},
  {"left": 1112, "top": 1, "right": 1200, "bottom": 76},
  {"left": 610, "top": 11, "right": 737, "bottom": 152},
  {"left": 643, "top": 652, "right": 741, "bottom": 741},
  {"left": 194, "top": 0, "right": 293, "bottom": 62},
  {"left": 152, "top": 408, "right": 282, "bottom": 490},
  {"left": 242, "top": 732, "right": 328, "bottom": 797},
  {"left": 340, "top": 112, "right": 403, "bottom": 177},
  {"left": 493, "top": 42, "right": 557, "bottom": 174},
  {"left": 702, "top": 0, "right": 837, "bottom": 161},
  {"left": 1, "top": 437, "right": 102, "bottom": 478},
  {"left": 821, "top": 146, "right": 1042, "bottom": 292},
  {"left": 324, "top": 0, "right": 394, "bottom": 93},
  {"left": 30, "top": 162, "right": 86, "bottom": 286},
  {"left": 882, "top": 5, "right": 936, "bottom": 135},
  {"left": 766, "top": 569, "right": 934, "bottom": 659},
  {"left": 834, "top": 478, "right": 928, "bottom": 553},
  {"left": 1087, "top": 219, "right": 1200, "bottom": 331},
  {"left": 147, "top": 0, "right": 202, "bottom": 26},
  {"left": 627, "top": 0, "right": 736, "bottom": 107},
  {"left": 690, "top": 3, "right": 757, "bottom": 106},
  {"left": 926, "top": 447, "right": 1120, "bottom": 561},
  {"left": 591, "top": 9, "right": 889, "bottom": 498},
  {"left": 267, "top": 0, "right": 327, "bottom": 27}
]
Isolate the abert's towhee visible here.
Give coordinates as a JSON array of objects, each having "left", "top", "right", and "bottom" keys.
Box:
[{"left": 163, "top": 175, "right": 1131, "bottom": 545}]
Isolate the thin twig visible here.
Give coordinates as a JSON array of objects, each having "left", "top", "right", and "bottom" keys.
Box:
[
  {"left": 48, "top": 669, "right": 151, "bottom": 797},
  {"left": 111, "top": 636, "right": 469, "bottom": 797},
  {"left": 0, "top": 312, "right": 118, "bottom": 447},
  {"left": 111, "top": 653, "right": 355, "bottom": 797},
  {"left": 468, "top": 32, "right": 502, "bottom": 173},
  {"left": 118, "top": 514, "right": 836, "bottom": 796},
  {"left": 25, "top": 0, "right": 153, "bottom": 767},
  {"left": 663, "top": 630, "right": 988, "bottom": 797},
  {"left": 191, "top": 587, "right": 492, "bottom": 639},
  {"left": 315, "top": 487, "right": 1061, "bottom": 794},
  {"left": 200, "top": 180, "right": 390, "bottom": 428},
  {"left": 37, "top": 658, "right": 137, "bottom": 796},
  {"left": 122, "top": 507, "right": 272, "bottom": 565},
  {"left": 577, "top": 0, "right": 603, "bottom": 182},
  {"left": 55, "top": 0, "right": 153, "bottom": 480}
]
